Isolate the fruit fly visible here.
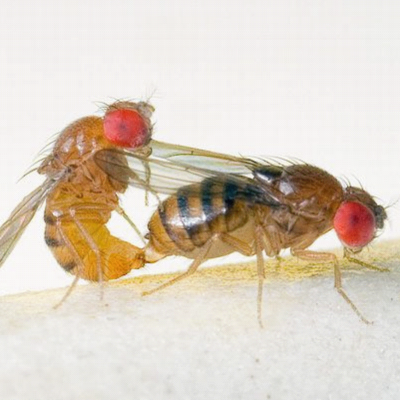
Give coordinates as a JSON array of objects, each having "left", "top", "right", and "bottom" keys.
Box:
[
  {"left": 0, "top": 100, "right": 163, "bottom": 302},
  {"left": 97, "top": 145, "right": 387, "bottom": 325}
]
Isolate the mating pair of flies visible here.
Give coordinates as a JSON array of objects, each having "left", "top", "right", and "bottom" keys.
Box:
[{"left": 0, "top": 100, "right": 387, "bottom": 325}]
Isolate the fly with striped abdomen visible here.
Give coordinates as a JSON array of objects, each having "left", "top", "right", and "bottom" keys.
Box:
[{"left": 97, "top": 145, "right": 388, "bottom": 325}]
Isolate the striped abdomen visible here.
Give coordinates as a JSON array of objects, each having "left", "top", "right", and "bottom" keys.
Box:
[{"left": 145, "top": 177, "right": 254, "bottom": 261}]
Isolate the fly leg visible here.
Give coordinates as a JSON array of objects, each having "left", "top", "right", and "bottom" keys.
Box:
[
  {"left": 254, "top": 226, "right": 266, "bottom": 328},
  {"left": 343, "top": 248, "right": 389, "bottom": 272},
  {"left": 292, "top": 249, "right": 371, "bottom": 324},
  {"left": 218, "top": 233, "right": 254, "bottom": 256},
  {"left": 49, "top": 202, "right": 111, "bottom": 305},
  {"left": 141, "top": 158, "right": 164, "bottom": 207},
  {"left": 70, "top": 207, "right": 105, "bottom": 301},
  {"left": 128, "top": 161, "right": 162, "bottom": 206},
  {"left": 218, "top": 232, "right": 265, "bottom": 327},
  {"left": 115, "top": 205, "right": 146, "bottom": 244},
  {"left": 262, "top": 233, "right": 283, "bottom": 271},
  {"left": 143, "top": 159, "right": 151, "bottom": 206},
  {"left": 53, "top": 275, "right": 81, "bottom": 309},
  {"left": 52, "top": 216, "right": 84, "bottom": 309},
  {"left": 218, "top": 230, "right": 266, "bottom": 327},
  {"left": 142, "top": 236, "right": 216, "bottom": 296},
  {"left": 142, "top": 233, "right": 254, "bottom": 296}
]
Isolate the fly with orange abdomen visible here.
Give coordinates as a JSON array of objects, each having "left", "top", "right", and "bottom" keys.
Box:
[{"left": 0, "top": 100, "right": 158, "bottom": 303}]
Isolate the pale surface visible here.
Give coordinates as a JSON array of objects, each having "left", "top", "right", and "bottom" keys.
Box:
[{"left": 0, "top": 241, "right": 399, "bottom": 400}]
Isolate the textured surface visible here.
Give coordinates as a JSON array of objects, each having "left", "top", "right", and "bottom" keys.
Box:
[{"left": 0, "top": 241, "right": 399, "bottom": 400}]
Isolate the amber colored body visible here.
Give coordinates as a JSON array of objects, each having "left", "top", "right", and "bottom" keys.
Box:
[
  {"left": 141, "top": 161, "right": 386, "bottom": 324},
  {"left": 144, "top": 164, "right": 344, "bottom": 264},
  {"left": 39, "top": 115, "right": 143, "bottom": 281}
]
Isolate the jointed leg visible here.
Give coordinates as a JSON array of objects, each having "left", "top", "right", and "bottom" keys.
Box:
[
  {"left": 220, "top": 231, "right": 266, "bottom": 326},
  {"left": 144, "top": 159, "right": 151, "bottom": 206},
  {"left": 70, "top": 208, "right": 104, "bottom": 300},
  {"left": 128, "top": 160, "right": 162, "bottom": 206},
  {"left": 343, "top": 248, "right": 389, "bottom": 272},
  {"left": 219, "top": 232, "right": 265, "bottom": 325},
  {"left": 292, "top": 249, "right": 371, "bottom": 324},
  {"left": 51, "top": 202, "right": 110, "bottom": 306},
  {"left": 115, "top": 205, "right": 146, "bottom": 244},
  {"left": 142, "top": 233, "right": 254, "bottom": 296},
  {"left": 255, "top": 226, "right": 265, "bottom": 328},
  {"left": 142, "top": 237, "right": 215, "bottom": 296},
  {"left": 219, "top": 233, "right": 254, "bottom": 256},
  {"left": 53, "top": 274, "right": 80, "bottom": 309},
  {"left": 53, "top": 218, "right": 84, "bottom": 308}
]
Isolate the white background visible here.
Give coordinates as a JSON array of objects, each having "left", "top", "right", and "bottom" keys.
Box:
[{"left": 0, "top": 0, "right": 399, "bottom": 294}]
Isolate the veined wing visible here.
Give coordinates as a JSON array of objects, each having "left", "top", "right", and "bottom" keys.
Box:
[
  {"left": 151, "top": 141, "right": 312, "bottom": 181},
  {"left": 150, "top": 143, "right": 341, "bottom": 223},
  {"left": 150, "top": 140, "right": 256, "bottom": 175},
  {"left": 95, "top": 148, "right": 282, "bottom": 206},
  {"left": 97, "top": 148, "right": 332, "bottom": 223},
  {"left": 0, "top": 179, "right": 57, "bottom": 267}
]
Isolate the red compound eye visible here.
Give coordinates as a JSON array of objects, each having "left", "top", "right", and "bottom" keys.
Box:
[
  {"left": 333, "top": 201, "right": 376, "bottom": 248},
  {"left": 103, "top": 109, "right": 150, "bottom": 148}
]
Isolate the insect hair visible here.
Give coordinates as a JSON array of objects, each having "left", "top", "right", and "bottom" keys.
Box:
[
  {"left": 19, "top": 132, "right": 61, "bottom": 182},
  {"left": 94, "top": 94, "right": 156, "bottom": 114}
]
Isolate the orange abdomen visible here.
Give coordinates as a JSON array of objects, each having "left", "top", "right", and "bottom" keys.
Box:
[{"left": 44, "top": 186, "right": 144, "bottom": 281}]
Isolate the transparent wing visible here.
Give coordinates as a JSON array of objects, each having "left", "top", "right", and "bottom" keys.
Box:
[
  {"left": 150, "top": 140, "right": 256, "bottom": 174},
  {"left": 138, "top": 142, "right": 336, "bottom": 222},
  {"left": 95, "top": 148, "right": 282, "bottom": 206},
  {"left": 96, "top": 148, "right": 249, "bottom": 193},
  {"left": 0, "top": 179, "right": 56, "bottom": 267}
]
